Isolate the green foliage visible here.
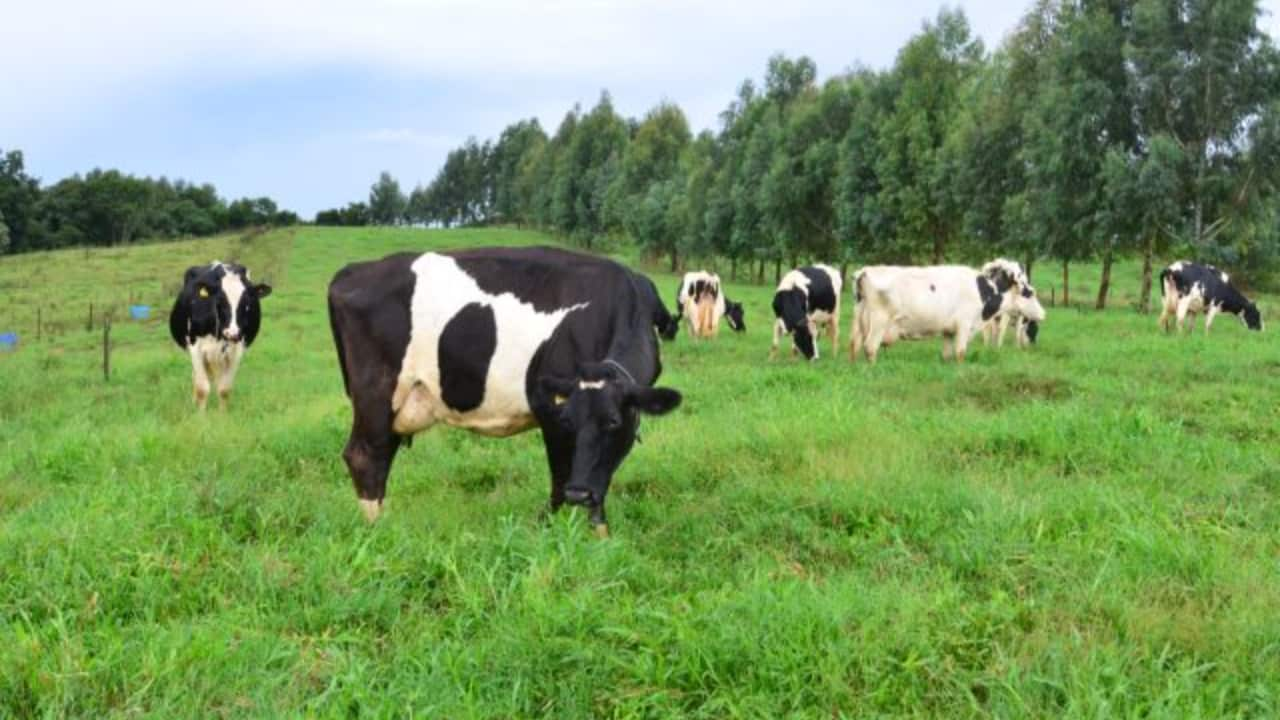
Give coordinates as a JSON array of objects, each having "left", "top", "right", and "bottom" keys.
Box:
[
  {"left": 367, "top": 171, "right": 408, "bottom": 226},
  {"left": 2, "top": 227, "right": 1278, "bottom": 716}
]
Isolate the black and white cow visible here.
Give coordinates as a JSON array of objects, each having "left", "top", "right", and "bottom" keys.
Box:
[
  {"left": 673, "top": 271, "right": 746, "bottom": 338},
  {"left": 1159, "top": 261, "right": 1263, "bottom": 334},
  {"left": 168, "top": 261, "right": 272, "bottom": 409},
  {"left": 327, "top": 246, "right": 682, "bottom": 536},
  {"left": 849, "top": 265, "right": 1044, "bottom": 364},
  {"left": 980, "top": 258, "right": 1042, "bottom": 348},
  {"left": 771, "top": 264, "right": 842, "bottom": 360}
]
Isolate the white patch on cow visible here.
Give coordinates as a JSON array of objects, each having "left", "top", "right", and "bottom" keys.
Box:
[
  {"left": 578, "top": 380, "right": 606, "bottom": 390},
  {"left": 359, "top": 498, "right": 382, "bottom": 522},
  {"left": 393, "top": 253, "right": 589, "bottom": 437},
  {"left": 1220, "top": 271, "right": 1229, "bottom": 283},
  {"left": 218, "top": 267, "right": 247, "bottom": 340}
]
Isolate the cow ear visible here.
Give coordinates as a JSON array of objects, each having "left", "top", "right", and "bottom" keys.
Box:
[
  {"left": 539, "top": 375, "right": 577, "bottom": 400},
  {"left": 254, "top": 283, "right": 273, "bottom": 298},
  {"left": 625, "top": 386, "right": 682, "bottom": 415}
]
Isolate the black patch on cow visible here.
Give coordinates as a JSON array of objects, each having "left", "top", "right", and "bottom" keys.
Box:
[
  {"left": 772, "top": 289, "right": 809, "bottom": 332},
  {"left": 438, "top": 302, "right": 496, "bottom": 412},
  {"left": 1024, "top": 319, "right": 1039, "bottom": 344},
  {"left": 724, "top": 298, "right": 745, "bottom": 332},
  {"left": 797, "top": 267, "right": 837, "bottom": 315},
  {"left": 977, "top": 276, "right": 1002, "bottom": 321},
  {"left": 930, "top": 284, "right": 936, "bottom": 292},
  {"left": 451, "top": 246, "right": 608, "bottom": 314}
]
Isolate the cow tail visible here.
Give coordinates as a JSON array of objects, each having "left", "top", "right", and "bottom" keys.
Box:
[
  {"left": 854, "top": 269, "right": 866, "bottom": 303},
  {"left": 1158, "top": 268, "right": 1169, "bottom": 297},
  {"left": 327, "top": 292, "right": 353, "bottom": 397}
]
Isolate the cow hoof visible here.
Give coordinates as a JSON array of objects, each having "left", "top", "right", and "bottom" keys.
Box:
[
  {"left": 358, "top": 498, "right": 383, "bottom": 523},
  {"left": 594, "top": 523, "right": 610, "bottom": 539}
]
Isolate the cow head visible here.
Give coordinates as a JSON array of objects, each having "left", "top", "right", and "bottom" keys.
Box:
[
  {"left": 172, "top": 262, "right": 272, "bottom": 347},
  {"left": 1011, "top": 283, "right": 1046, "bottom": 323},
  {"left": 775, "top": 289, "right": 816, "bottom": 359},
  {"left": 724, "top": 300, "right": 746, "bottom": 332},
  {"left": 1023, "top": 319, "right": 1040, "bottom": 344},
  {"left": 1243, "top": 302, "right": 1263, "bottom": 331},
  {"left": 539, "top": 362, "right": 682, "bottom": 527}
]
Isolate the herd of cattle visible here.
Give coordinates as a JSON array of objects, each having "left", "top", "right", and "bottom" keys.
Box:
[{"left": 167, "top": 250, "right": 1263, "bottom": 534}]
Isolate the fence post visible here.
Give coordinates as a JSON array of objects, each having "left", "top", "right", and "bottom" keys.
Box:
[{"left": 103, "top": 318, "right": 111, "bottom": 381}]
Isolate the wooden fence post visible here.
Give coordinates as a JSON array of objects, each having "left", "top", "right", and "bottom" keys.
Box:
[{"left": 103, "top": 318, "right": 112, "bottom": 381}]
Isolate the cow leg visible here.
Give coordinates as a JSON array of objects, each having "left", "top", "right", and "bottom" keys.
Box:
[
  {"left": 1158, "top": 301, "right": 1173, "bottom": 332},
  {"left": 1204, "top": 304, "right": 1220, "bottom": 334},
  {"left": 1176, "top": 296, "right": 1193, "bottom": 333},
  {"left": 541, "top": 430, "right": 573, "bottom": 515},
  {"left": 189, "top": 346, "right": 211, "bottom": 410},
  {"left": 864, "top": 323, "right": 886, "bottom": 365},
  {"left": 941, "top": 337, "right": 955, "bottom": 361},
  {"left": 829, "top": 314, "right": 840, "bottom": 358},
  {"left": 998, "top": 315, "right": 1011, "bottom": 348},
  {"left": 954, "top": 333, "right": 970, "bottom": 364},
  {"left": 770, "top": 319, "right": 784, "bottom": 359},
  {"left": 215, "top": 345, "right": 244, "bottom": 410},
  {"left": 808, "top": 320, "right": 820, "bottom": 360},
  {"left": 849, "top": 307, "right": 863, "bottom": 362},
  {"left": 342, "top": 396, "right": 403, "bottom": 522}
]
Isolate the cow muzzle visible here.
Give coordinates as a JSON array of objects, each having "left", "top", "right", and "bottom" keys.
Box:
[
  {"left": 564, "top": 487, "right": 595, "bottom": 506},
  {"left": 222, "top": 329, "right": 242, "bottom": 342}
]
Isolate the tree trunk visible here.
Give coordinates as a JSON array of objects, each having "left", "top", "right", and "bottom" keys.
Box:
[
  {"left": 1062, "top": 259, "right": 1070, "bottom": 307},
  {"left": 932, "top": 235, "right": 945, "bottom": 264},
  {"left": 731, "top": 257, "right": 737, "bottom": 282},
  {"left": 756, "top": 258, "right": 765, "bottom": 284},
  {"left": 1095, "top": 238, "right": 1113, "bottom": 310},
  {"left": 669, "top": 247, "right": 678, "bottom": 273},
  {"left": 774, "top": 258, "right": 782, "bottom": 286},
  {"left": 1024, "top": 255, "right": 1035, "bottom": 283},
  {"left": 1139, "top": 233, "right": 1155, "bottom": 314}
]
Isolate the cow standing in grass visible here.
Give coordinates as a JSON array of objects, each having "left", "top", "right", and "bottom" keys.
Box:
[
  {"left": 1159, "top": 261, "right": 1263, "bottom": 334},
  {"left": 980, "top": 258, "right": 1042, "bottom": 348},
  {"left": 850, "top": 265, "right": 1044, "bottom": 364},
  {"left": 327, "top": 246, "right": 682, "bottom": 536},
  {"left": 169, "top": 262, "right": 272, "bottom": 410},
  {"left": 771, "top": 264, "right": 841, "bottom": 360},
  {"left": 673, "top": 271, "right": 745, "bottom": 339}
]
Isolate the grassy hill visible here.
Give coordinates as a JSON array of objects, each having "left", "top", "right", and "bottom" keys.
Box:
[{"left": 1, "top": 227, "right": 1277, "bottom": 717}]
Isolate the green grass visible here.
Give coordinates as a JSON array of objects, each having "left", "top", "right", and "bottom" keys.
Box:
[{"left": 1, "top": 227, "right": 1278, "bottom": 718}]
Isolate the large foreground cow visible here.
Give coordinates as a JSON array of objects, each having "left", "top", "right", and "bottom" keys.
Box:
[
  {"left": 980, "top": 259, "right": 1041, "bottom": 348},
  {"left": 169, "top": 261, "right": 272, "bottom": 409},
  {"left": 771, "top": 264, "right": 842, "bottom": 360},
  {"left": 850, "top": 265, "right": 1044, "bottom": 363},
  {"left": 673, "top": 271, "right": 745, "bottom": 338},
  {"left": 1159, "top": 261, "right": 1263, "bottom": 333},
  {"left": 327, "top": 246, "right": 682, "bottom": 536}
]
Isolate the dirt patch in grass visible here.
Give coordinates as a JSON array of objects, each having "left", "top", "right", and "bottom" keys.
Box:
[{"left": 952, "top": 373, "right": 1074, "bottom": 411}]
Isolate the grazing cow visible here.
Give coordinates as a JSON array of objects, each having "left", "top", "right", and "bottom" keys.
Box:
[
  {"left": 850, "top": 265, "right": 1045, "bottom": 364},
  {"left": 327, "top": 246, "right": 682, "bottom": 536},
  {"left": 771, "top": 264, "right": 842, "bottom": 360},
  {"left": 673, "top": 271, "right": 745, "bottom": 338},
  {"left": 168, "top": 261, "right": 272, "bottom": 410},
  {"left": 1159, "top": 261, "right": 1263, "bottom": 334},
  {"left": 980, "top": 258, "right": 1042, "bottom": 348}
]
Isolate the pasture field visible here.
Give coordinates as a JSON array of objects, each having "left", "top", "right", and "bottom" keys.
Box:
[{"left": 1, "top": 227, "right": 1278, "bottom": 718}]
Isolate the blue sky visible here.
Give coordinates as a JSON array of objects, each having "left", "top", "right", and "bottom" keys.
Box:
[{"left": 3, "top": 0, "right": 1278, "bottom": 218}]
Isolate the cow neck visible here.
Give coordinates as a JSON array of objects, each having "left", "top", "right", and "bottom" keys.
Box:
[{"left": 602, "top": 358, "right": 635, "bottom": 384}]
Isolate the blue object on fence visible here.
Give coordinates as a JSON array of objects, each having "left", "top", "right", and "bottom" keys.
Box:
[
  {"left": 129, "top": 305, "right": 151, "bottom": 320},
  {"left": 0, "top": 332, "right": 17, "bottom": 351}
]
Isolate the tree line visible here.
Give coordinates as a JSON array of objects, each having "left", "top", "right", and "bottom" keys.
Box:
[
  {"left": 0, "top": 150, "right": 298, "bottom": 256},
  {"left": 333, "top": 0, "right": 1280, "bottom": 308}
]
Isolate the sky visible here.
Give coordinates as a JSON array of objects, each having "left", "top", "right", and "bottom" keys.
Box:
[{"left": 3, "top": 0, "right": 1279, "bottom": 218}]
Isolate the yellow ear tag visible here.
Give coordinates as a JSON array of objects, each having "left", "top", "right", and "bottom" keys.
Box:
[
  {"left": 554, "top": 394, "right": 568, "bottom": 406},
  {"left": 198, "top": 287, "right": 209, "bottom": 298}
]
